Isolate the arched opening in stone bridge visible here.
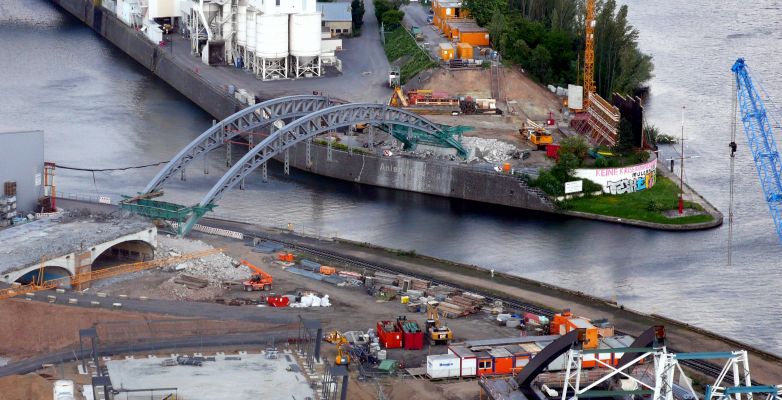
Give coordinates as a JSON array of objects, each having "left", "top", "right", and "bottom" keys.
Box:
[
  {"left": 92, "top": 240, "right": 155, "bottom": 269},
  {"left": 15, "top": 265, "right": 71, "bottom": 285}
]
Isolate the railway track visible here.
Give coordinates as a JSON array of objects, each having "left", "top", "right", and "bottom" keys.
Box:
[{"left": 200, "top": 219, "right": 751, "bottom": 384}]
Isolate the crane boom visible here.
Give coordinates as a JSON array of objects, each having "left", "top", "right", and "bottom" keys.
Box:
[
  {"left": 731, "top": 58, "right": 782, "bottom": 242},
  {"left": 583, "top": 0, "right": 596, "bottom": 109}
]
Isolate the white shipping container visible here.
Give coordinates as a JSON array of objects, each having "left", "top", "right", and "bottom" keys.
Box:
[
  {"left": 460, "top": 357, "right": 477, "bottom": 376},
  {"left": 426, "top": 354, "right": 461, "bottom": 379},
  {"left": 53, "top": 379, "right": 75, "bottom": 400}
]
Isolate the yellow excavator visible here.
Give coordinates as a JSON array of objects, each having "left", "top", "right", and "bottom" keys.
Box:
[
  {"left": 324, "top": 331, "right": 351, "bottom": 366},
  {"left": 388, "top": 86, "right": 409, "bottom": 107},
  {"left": 425, "top": 301, "right": 453, "bottom": 345}
]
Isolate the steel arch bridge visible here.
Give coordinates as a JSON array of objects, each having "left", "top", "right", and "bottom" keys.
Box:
[
  {"left": 131, "top": 100, "right": 454, "bottom": 236},
  {"left": 143, "top": 95, "right": 344, "bottom": 194}
]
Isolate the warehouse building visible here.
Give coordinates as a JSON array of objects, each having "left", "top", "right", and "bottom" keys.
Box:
[
  {"left": 317, "top": 2, "right": 352, "bottom": 37},
  {"left": 0, "top": 130, "right": 44, "bottom": 218}
]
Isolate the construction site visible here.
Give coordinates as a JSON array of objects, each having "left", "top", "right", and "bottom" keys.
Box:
[
  {"left": 3, "top": 0, "right": 782, "bottom": 398},
  {"left": 0, "top": 203, "right": 780, "bottom": 399}
]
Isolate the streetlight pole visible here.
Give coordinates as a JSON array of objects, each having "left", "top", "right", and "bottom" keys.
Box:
[{"left": 679, "top": 106, "right": 685, "bottom": 214}]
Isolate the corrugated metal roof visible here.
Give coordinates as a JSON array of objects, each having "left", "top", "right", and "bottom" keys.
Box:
[
  {"left": 463, "top": 335, "right": 560, "bottom": 348},
  {"left": 317, "top": 2, "right": 352, "bottom": 22}
]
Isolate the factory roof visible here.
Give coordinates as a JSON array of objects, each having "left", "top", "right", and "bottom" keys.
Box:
[
  {"left": 0, "top": 215, "right": 153, "bottom": 275},
  {"left": 317, "top": 2, "right": 352, "bottom": 22}
]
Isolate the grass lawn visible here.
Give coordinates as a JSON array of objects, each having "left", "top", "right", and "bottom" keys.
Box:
[
  {"left": 383, "top": 27, "right": 437, "bottom": 84},
  {"left": 564, "top": 172, "right": 715, "bottom": 225}
]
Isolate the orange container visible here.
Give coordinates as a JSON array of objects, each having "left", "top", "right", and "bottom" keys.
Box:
[
  {"left": 502, "top": 163, "right": 511, "bottom": 173},
  {"left": 319, "top": 266, "right": 336, "bottom": 275},
  {"left": 439, "top": 43, "right": 455, "bottom": 61},
  {"left": 457, "top": 43, "right": 473, "bottom": 59},
  {"left": 459, "top": 30, "right": 490, "bottom": 46},
  {"left": 493, "top": 357, "right": 513, "bottom": 375}
]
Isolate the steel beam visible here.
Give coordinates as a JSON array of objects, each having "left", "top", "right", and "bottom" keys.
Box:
[
  {"left": 144, "top": 95, "right": 343, "bottom": 194},
  {"left": 180, "top": 104, "right": 445, "bottom": 235}
]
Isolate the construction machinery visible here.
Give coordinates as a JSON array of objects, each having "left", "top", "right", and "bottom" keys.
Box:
[
  {"left": 388, "top": 86, "right": 409, "bottom": 107},
  {"left": 0, "top": 249, "right": 222, "bottom": 300},
  {"left": 730, "top": 58, "right": 782, "bottom": 250},
  {"left": 520, "top": 119, "right": 553, "bottom": 149},
  {"left": 324, "top": 330, "right": 348, "bottom": 345},
  {"left": 233, "top": 259, "right": 273, "bottom": 291},
  {"left": 425, "top": 301, "right": 453, "bottom": 345},
  {"left": 323, "top": 331, "right": 351, "bottom": 365}
]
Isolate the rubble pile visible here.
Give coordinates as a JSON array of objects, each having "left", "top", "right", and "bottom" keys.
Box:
[
  {"left": 461, "top": 136, "right": 517, "bottom": 164},
  {"left": 157, "top": 236, "right": 247, "bottom": 300}
]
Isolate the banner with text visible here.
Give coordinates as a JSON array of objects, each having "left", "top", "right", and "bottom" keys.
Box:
[{"left": 574, "top": 159, "right": 656, "bottom": 195}]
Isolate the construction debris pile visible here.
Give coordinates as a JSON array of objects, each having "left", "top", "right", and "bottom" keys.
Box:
[
  {"left": 461, "top": 137, "right": 518, "bottom": 164},
  {"left": 157, "top": 235, "right": 244, "bottom": 300}
]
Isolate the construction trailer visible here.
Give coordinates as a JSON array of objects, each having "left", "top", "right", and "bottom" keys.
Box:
[{"left": 424, "top": 334, "right": 637, "bottom": 379}]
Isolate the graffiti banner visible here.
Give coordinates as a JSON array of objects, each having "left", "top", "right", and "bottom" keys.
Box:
[{"left": 574, "top": 159, "right": 657, "bottom": 195}]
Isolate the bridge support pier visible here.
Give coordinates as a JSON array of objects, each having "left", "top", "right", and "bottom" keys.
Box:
[
  {"left": 262, "top": 162, "right": 268, "bottom": 182},
  {"left": 306, "top": 139, "right": 312, "bottom": 168},
  {"left": 284, "top": 149, "right": 290, "bottom": 176}
]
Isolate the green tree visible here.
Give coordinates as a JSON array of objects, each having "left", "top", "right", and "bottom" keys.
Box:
[
  {"left": 352, "top": 0, "right": 366, "bottom": 30},
  {"left": 594, "top": 0, "right": 653, "bottom": 97},
  {"left": 381, "top": 9, "right": 405, "bottom": 29},
  {"left": 558, "top": 136, "right": 588, "bottom": 162},
  {"left": 526, "top": 45, "right": 552, "bottom": 82},
  {"left": 374, "top": 0, "right": 392, "bottom": 21},
  {"left": 463, "top": 0, "right": 506, "bottom": 26}
]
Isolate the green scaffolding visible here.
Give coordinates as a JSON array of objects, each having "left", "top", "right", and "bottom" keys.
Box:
[
  {"left": 120, "top": 196, "right": 215, "bottom": 236},
  {"left": 383, "top": 124, "right": 472, "bottom": 158}
]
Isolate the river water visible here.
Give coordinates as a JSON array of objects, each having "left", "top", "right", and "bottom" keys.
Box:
[{"left": 1, "top": 1, "right": 781, "bottom": 354}]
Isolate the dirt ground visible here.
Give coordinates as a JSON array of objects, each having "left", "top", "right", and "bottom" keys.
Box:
[
  {"left": 0, "top": 299, "right": 277, "bottom": 361},
  {"left": 350, "top": 376, "right": 481, "bottom": 400},
  {"left": 0, "top": 373, "right": 53, "bottom": 400},
  {"left": 421, "top": 67, "right": 563, "bottom": 121}
]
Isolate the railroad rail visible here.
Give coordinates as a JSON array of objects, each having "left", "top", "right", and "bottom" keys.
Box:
[{"left": 197, "top": 218, "right": 752, "bottom": 384}]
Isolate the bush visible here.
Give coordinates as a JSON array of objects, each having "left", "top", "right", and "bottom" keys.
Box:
[
  {"left": 381, "top": 9, "right": 405, "bottom": 29},
  {"left": 558, "top": 136, "right": 589, "bottom": 164},
  {"left": 647, "top": 200, "right": 663, "bottom": 212},
  {"left": 594, "top": 157, "right": 609, "bottom": 168}
]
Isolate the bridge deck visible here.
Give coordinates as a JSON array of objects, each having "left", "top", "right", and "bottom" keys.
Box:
[{"left": 0, "top": 216, "right": 152, "bottom": 275}]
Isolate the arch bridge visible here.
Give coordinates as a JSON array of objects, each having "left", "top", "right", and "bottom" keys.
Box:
[{"left": 127, "top": 96, "right": 467, "bottom": 236}]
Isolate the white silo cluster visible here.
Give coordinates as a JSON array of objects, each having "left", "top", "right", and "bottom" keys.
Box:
[
  {"left": 180, "top": 0, "right": 324, "bottom": 79},
  {"left": 237, "top": 0, "right": 323, "bottom": 80}
]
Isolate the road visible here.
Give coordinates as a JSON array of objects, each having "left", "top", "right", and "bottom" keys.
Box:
[
  {"left": 167, "top": 0, "right": 390, "bottom": 103},
  {"left": 400, "top": 2, "right": 446, "bottom": 59},
  {"left": 0, "top": 330, "right": 297, "bottom": 377}
]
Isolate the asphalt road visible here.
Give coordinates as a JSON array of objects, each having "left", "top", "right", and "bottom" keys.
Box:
[
  {"left": 0, "top": 330, "right": 297, "bottom": 377},
  {"left": 400, "top": 2, "right": 446, "bottom": 59}
]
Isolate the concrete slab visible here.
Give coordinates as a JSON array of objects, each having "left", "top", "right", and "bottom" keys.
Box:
[
  {"left": 105, "top": 353, "right": 316, "bottom": 400},
  {"left": 0, "top": 216, "right": 153, "bottom": 276}
]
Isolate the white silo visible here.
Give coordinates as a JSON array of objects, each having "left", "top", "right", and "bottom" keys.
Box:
[
  {"left": 289, "top": 12, "right": 322, "bottom": 78},
  {"left": 237, "top": 2, "right": 247, "bottom": 48},
  {"left": 255, "top": 13, "right": 290, "bottom": 80},
  {"left": 221, "top": 1, "right": 235, "bottom": 64},
  {"left": 245, "top": 9, "right": 257, "bottom": 71}
]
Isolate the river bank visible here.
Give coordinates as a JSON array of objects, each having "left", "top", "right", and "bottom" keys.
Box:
[{"left": 200, "top": 215, "right": 781, "bottom": 383}]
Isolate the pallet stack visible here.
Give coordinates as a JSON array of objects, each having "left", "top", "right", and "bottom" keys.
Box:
[{"left": 0, "top": 181, "right": 17, "bottom": 228}]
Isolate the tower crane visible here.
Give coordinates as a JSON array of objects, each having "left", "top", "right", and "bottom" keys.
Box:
[
  {"left": 583, "top": 0, "right": 596, "bottom": 110},
  {"left": 729, "top": 58, "right": 782, "bottom": 259}
]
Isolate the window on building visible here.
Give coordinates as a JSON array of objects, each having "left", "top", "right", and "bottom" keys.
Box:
[
  {"left": 276, "top": 0, "right": 280, "bottom": 5},
  {"left": 479, "top": 360, "right": 492, "bottom": 369}
]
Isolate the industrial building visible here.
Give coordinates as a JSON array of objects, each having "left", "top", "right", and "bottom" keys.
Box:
[
  {"left": 317, "top": 2, "right": 352, "bottom": 37},
  {"left": 0, "top": 130, "right": 44, "bottom": 219},
  {"left": 102, "top": 0, "right": 331, "bottom": 80}
]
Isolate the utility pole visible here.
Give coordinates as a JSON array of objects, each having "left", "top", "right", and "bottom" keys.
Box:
[{"left": 679, "top": 106, "right": 685, "bottom": 214}]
